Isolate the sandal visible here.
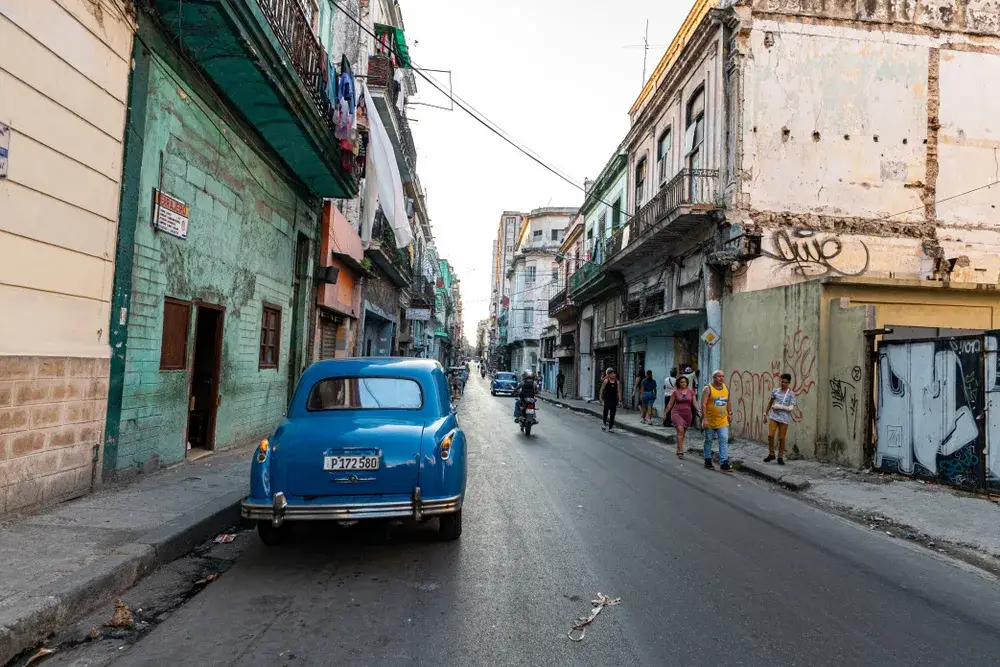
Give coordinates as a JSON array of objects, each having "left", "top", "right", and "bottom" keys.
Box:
[{"left": 676, "top": 451, "right": 684, "bottom": 458}]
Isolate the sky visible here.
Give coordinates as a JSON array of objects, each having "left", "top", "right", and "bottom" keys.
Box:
[{"left": 401, "top": 0, "right": 692, "bottom": 342}]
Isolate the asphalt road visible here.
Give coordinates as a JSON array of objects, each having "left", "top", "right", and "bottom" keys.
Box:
[{"left": 60, "top": 373, "right": 1000, "bottom": 666}]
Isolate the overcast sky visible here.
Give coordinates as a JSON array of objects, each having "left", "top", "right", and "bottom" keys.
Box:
[{"left": 402, "top": 0, "right": 691, "bottom": 341}]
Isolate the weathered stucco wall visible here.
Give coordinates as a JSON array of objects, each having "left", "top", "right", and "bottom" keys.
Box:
[
  {"left": 114, "top": 48, "right": 316, "bottom": 472},
  {"left": 734, "top": 11, "right": 1000, "bottom": 293},
  {"left": 821, "top": 297, "right": 874, "bottom": 466},
  {"left": 722, "top": 280, "right": 821, "bottom": 458}
]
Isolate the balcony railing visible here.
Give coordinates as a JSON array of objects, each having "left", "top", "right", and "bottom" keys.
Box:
[
  {"left": 569, "top": 261, "right": 601, "bottom": 293},
  {"left": 258, "top": 0, "right": 335, "bottom": 135},
  {"left": 548, "top": 288, "right": 567, "bottom": 313},
  {"left": 626, "top": 168, "right": 720, "bottom": 245},
  {"left": 366, "top": 54, "right": 417, "bottom": 176}
]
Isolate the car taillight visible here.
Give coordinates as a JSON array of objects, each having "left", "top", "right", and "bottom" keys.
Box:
[{"left": 440, "top": 433, "right": 454, "bottom": 460}]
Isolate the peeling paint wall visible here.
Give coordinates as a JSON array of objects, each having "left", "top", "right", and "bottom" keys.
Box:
[
  {"left": 114, "top": 46, "right": 317, "bottom": 472},
  {"left": 734, "top": 11, "right": 1000, "bottom": 293}
]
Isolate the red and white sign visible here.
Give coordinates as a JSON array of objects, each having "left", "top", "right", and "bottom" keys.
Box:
[{"left": 152, "top": 189, "right": 190, "bottom": 239}]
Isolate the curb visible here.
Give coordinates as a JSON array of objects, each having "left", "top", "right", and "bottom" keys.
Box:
[
  {"left": 0, "top": 491, "right": 245, "bottom": 666},
  {"left": 538, "top": 396, "right": 677, "bottom": 445},
  {"left": 539, "top": 396, "right": 812, "bottom": 492}
]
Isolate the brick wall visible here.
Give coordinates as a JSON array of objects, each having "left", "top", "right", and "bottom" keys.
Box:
[
  {"left": 0, "top": 356, "right": 106, "bottom": 513},
  {"left": 110, "top": 50, "right": 317, "bottom": 473}
]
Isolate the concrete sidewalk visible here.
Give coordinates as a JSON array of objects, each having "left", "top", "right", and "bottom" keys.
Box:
[
  {"left": 0, "top": 446, "right": 251, "bottom": 664},
  {"left": 540, "top": 392, "right": 1000, "bottom": 565}
]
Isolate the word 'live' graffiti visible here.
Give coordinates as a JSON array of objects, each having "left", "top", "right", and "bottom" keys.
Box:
[
  {"left": 762, "top": 228, "right": 870, "bottom": 277},
  {"left": 730, "top": 330, "right": 816, "bottom": 442},
  {"left": 876, "top": 337, "right": 1000, "bottom": 490}
]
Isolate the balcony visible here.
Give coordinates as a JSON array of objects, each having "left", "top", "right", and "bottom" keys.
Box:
[
  {"left": 147, "top": 0, "right": 358, "bottom": 197},
  {"left": 365, "top": 208, "right": 412, "bottom": 288},
  {"left": 568, "top": 255, "right": 621, "bottom": 304},
  {"left": 548, "top": 288, "right": 578, "bottom": 322},
  {"left": 409, "top": 275, "right": 437, "bottom": 307},
  {"left": 605, "top": 169, "right": 721, "bottom": 270},
  {"left": 367, "top": 53, "right": 417, "bottom": 183}
]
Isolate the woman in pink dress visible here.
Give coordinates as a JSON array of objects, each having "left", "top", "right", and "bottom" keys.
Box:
[{"left": 663, "top": 376, "right": 697, "bottom": 457}]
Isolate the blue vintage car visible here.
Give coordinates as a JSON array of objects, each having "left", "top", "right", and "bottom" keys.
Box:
[
  {"left": 241, "top": 358, "right": 467, "bottom": 544},
  {"left": 491, "top": 371, "right": 518, "bottom": 396}
]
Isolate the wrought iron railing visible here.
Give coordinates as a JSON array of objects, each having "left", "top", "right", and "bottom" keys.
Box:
[
  {"left": 548, "top": 288, "right": 567, "bottom": 313},
  {"left": 569, "top": 260, "right": 601, "bottom": 294},
  {"left": 626, "top": 168, "right": 720, "bottom": 244},
  {"left": 366, "top": 54, "right": 417, "bottom": 175},
  {"left": 372, "top": 208, "right": 412, "bottom": 276},
  {"left": 257, "top": 0, "right": 336, "bottom": 134}
]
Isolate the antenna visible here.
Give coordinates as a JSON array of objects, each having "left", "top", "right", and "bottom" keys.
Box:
[{"left": 622, "top": 21, "right": 667, "bottom": 86}]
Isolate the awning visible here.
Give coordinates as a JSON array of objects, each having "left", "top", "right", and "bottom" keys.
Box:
[
  {"left": 374, "top": 24, "right": 411, "bottom": 68},
  {"left": 608, "top": 308, "right": 706, "bottom": 334}
]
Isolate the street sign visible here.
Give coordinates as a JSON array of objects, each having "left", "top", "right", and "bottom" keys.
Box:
[
  {"left": 701, "top": 327, "right": 720, "bottom": 347},
  {"left": 406, "top": 308, "right": 431, "bottom": 321},
  {"left": 152, "top": 188, "right": 190, "bottom": 239},
  {"left": 0, "top": 123, "right": 10, "bottom": 179}
]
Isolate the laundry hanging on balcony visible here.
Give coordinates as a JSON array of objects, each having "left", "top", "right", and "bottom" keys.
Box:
[
  {"left": 374, "top": 24, "right": 411, "bottom": 68},
  {"left": 363, "top": 84, "right": 412, "bottom": 249}
]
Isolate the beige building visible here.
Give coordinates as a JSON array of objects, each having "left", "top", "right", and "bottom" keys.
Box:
[{"left": 0, "top": 0, "right": 133, "bottom": 513}]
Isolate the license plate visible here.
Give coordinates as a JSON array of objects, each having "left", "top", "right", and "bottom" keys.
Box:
[
  {"left": 525, "top": 409, "right": 536, "bottom": 415},
  {"left": 324, "top": 455, "right": 380, "bottom": 471}
]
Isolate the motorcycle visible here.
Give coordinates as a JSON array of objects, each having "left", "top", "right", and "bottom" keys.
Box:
[{"left": 516, "top": 397, "right": 538, "bottom": 436}]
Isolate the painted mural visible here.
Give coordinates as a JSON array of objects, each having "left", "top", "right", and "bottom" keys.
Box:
[
  {"left": 730, "top": 330, "right": 817, "bottom": 442},
  {"left": 876, "top": 336, "right": 999, "bottom": 491}
]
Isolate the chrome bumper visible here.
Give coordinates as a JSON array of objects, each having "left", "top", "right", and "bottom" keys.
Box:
[{"left": 241, "top": 490, "right": 462, "bottom": 527}]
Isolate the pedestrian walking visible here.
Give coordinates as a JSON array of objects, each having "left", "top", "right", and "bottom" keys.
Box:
[
  {"left": 639, "top": 370, "right": 657, "bottom": 424},
  {"left": 556, "top": 370, "right": 566, "bottom": 399},
  {"left": 631, "top": 371, "right": 643, "bottom": 411},
  {"left": 663, "top": 376, "right": 697, "bottom": 456},
  {"left": 662, "top": 368, "right": 677, "bottom": 427},
  {"left": 763, "top": 373, "right": 796, "bottom": 465},
  {"left": 599, "top": 368, "right": 622, "bottom": 432},
  {"left": 700, "top": 370, "right": 733, "bottom": 471}
]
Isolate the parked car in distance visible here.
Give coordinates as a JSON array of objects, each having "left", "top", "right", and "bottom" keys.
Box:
[
  {"left": 241, "top": 358, "right": 468, "bottom": 545},
  {"left": 491, "top": 371, "right": 518, "bottom": 396}
]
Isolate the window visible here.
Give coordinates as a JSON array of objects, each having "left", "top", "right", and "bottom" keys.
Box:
[
  {"left": 612, "top": 197, "right": 622, "bottom": 230},
  {"left": 522, "top": 308, "right": 534, "bottom": 325},
  {"left": 525, "top": 265, "right": 536, "bottom": 284},
  {"left": 551, "top": 268, "right": 559, "bottom": 283},
  {"left": 657, "top": 128, "right": 672, "bottom": 181},
  {"left": 532, "top": 229, "right": 543, "bottom": 239},
  {"left": 259, "top": 303, "right": 282, "bottom": 369},
  {"left": 685, "top": 87, "right": 706, "bottom": 166},
  {"left": 634, "top": 157, "right": 647, "bottom": 212},
  {"left": 159, "top": 297, "right": 191, "bottom": 370},
  {"left": 551, "top": 229, "right": 560, "bottom": 241},
  {"left": 307, "top": 377, "right": 423, "bottom": 411}
]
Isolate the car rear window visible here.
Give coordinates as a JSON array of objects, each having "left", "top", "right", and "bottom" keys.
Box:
[
  {"left": 306, "top": 377, "right": 423, "bottom": 411},
  {"left": 497, "top": 373, "right": 516, "bottom": 381}
]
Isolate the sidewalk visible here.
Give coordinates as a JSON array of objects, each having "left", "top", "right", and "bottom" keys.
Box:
[
  {"left": 540, "top": 392, "right": 1000, "bottom": 565},
  {"left": 0, "top": 446, "right": 251, "bottom": 664}
]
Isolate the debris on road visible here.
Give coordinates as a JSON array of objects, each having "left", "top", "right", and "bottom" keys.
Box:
[
  {"left": 194, "top": 573, "right": 218, "bottom": 586},
  {"left": 213, "top": 533, "right": 236, "bottom": 544},
  {"left": 23, "top": 647, "right": 56, "bottom": 666},
  {"left": 107, "top": 599, "right": 133, "bottom": 628},
  {"left": 567, "top": 593, "right": 622, "bottom": 642}
]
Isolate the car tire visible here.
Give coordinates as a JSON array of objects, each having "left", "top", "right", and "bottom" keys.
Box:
[
  {"left": 524, "top": 423, "right": 532, "bottom": 436},
  {"left": 438, "top": 510, "right": 462, "bottom": 541},
  {"left": 491, "top": 390, "right": 496, "bottom": 396},
  {"left": 257, "top": 520, "right": 288, "bottom": 546}
]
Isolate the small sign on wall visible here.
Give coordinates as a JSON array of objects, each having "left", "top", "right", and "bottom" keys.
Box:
[
  {"left": 701, "top": 327, "right": 720, "bottom": 347},
  {"left": 406, "top": 308, "right": 431, "bottom": 321},
  {"left": 152, "top": 188, "right": 190, "bottom": 239},
  {"left": 0, "top": 122, "right": 10, "bottom": 179}
]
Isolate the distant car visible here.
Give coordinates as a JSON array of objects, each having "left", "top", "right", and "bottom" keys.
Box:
[
  {"left": 491, "top": 371, "right": 518, "bottom": 396},
  {"left": 241, "top": 358, "right": 468, "bottom": 545}
]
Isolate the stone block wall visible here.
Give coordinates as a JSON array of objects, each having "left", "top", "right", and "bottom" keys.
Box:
[{"left": 0, "top": 356, "right": 106, "bottom": 514}]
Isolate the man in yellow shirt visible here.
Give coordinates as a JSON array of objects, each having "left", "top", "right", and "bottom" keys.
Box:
[{"left": 700, "top": 370, "right": 733, "bottom": 471}]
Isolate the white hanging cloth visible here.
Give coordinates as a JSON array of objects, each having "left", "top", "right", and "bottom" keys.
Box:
[{"left": 363, "top": 85, "right": 412, "bottom": 248}]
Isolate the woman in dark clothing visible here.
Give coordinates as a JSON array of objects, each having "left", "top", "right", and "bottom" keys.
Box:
[{"left": 599, "top": 368, "right": 622, "bottom": 432}]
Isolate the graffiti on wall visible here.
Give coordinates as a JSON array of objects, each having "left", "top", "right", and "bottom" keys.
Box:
[
  {"left": 730, "top": 330, "right": 817, "bottom": 442},
  {"left": 875, "top": 337, "right": 992, "bottom": 490},
  {"left": 762, "top": 228, "right": 870, "bottom": 277},
  {"left": 829, "top": 365, "right": 862, "bottom": 441}
]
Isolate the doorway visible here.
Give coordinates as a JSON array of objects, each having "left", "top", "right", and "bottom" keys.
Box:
[
  {"left": 187, "top": 305, "right": 224, "bottom": 456},
  {"left": 288, "top": 233, "right": 309, "bottom": 404}
]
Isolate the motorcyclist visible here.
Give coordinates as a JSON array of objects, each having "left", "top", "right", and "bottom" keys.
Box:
[{"left": 513, "top": 370, "right": 536, "bottom": 421}]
